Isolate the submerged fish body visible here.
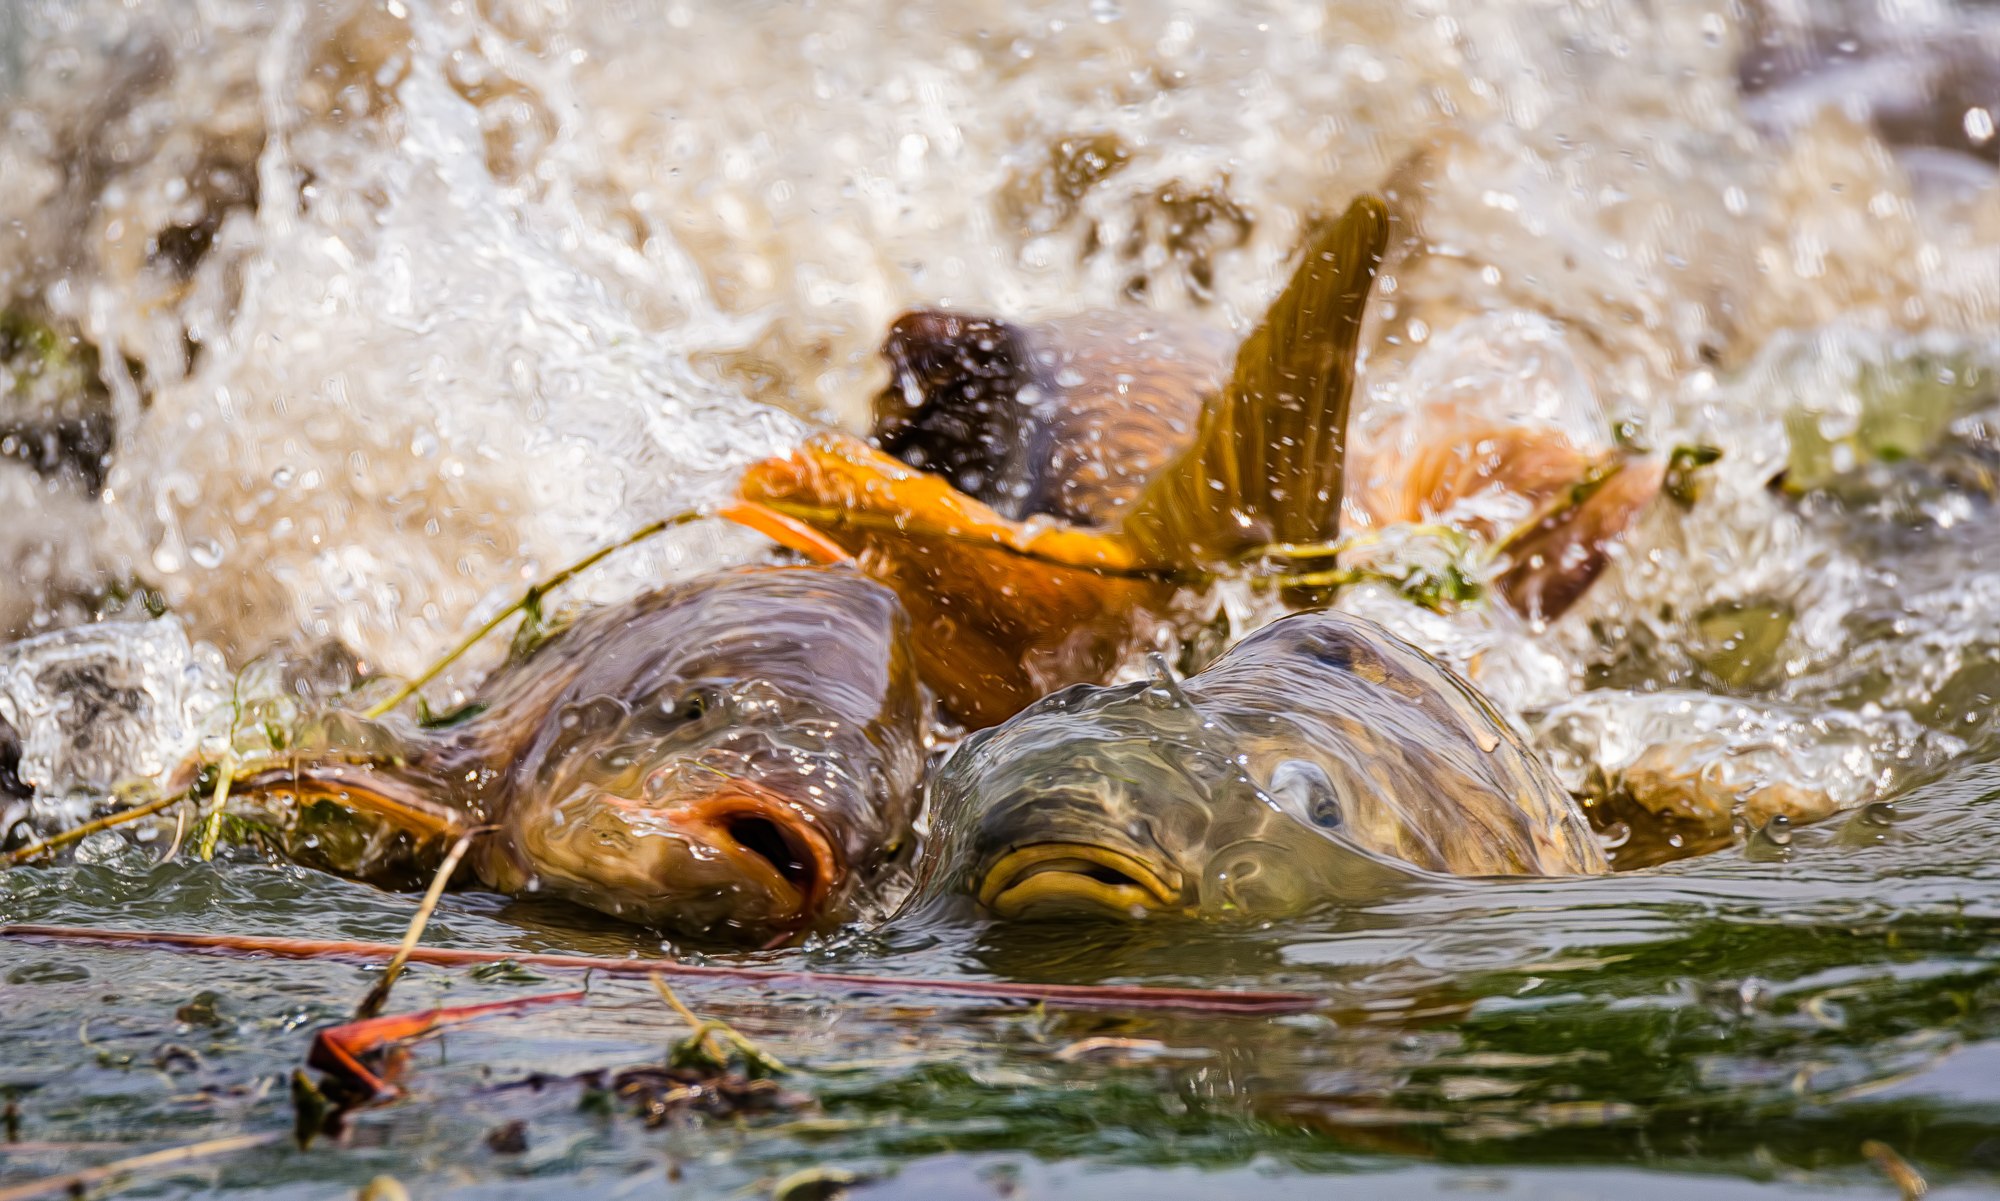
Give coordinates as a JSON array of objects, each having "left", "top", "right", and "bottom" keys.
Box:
[
  {"left": 741, "top": 198, "right": 1391, "bottom": 727},
  {"left": 739, "top": 194, "right": 1663, "bottom": 728},
  {"left": 910, "top": 608, "right": 1606, "bottom": 923},
  {"left": 240, "top": 566, "right": 924, "bottom": 946}
]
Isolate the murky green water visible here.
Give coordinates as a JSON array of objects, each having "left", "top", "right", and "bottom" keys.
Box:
[{"left": 6, "top": 751, "right": 1998, "bottom": 1197}]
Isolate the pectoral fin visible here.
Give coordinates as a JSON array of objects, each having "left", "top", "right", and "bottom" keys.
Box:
[
  {"left": 738, "top": 432, "right": 1143, "bottom": 571},
  {"left": 1123, "top": 195, "right": 1388, "bottom": 568},
  {"left": 233, "top": 755, "right": 468, "bottom": 888}
]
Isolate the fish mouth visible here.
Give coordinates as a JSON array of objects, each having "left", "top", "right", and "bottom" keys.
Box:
[
  {"left": 977, "top": 843, "right": 1184, "bottom": 918},
  {"left": 669, "top": 785, "right": 841, "bottom": 922}
]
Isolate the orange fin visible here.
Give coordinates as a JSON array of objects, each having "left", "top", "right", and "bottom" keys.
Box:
[
  {"left": 740, "top": 432, "right": 1144, "bottom": 572},
  {"left": 738, "top": 433, "right": 1167, "bottom": 727},
  {"left": 719, "top": 499, "right": 856, "bottom": 565},
  {"left": 1494, "top": 454, "right": 1664, "bottom": 622},
  {"left": 1123, "top": 195, "right": 1389, "bottom": 568}
]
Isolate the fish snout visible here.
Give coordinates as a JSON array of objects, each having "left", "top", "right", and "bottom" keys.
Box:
[
  {"left": 975, "top": 842, "right": 1186, "bottom": 919},
  {"left": 669, "top": 785, "right": 843, "bottom": 925}
]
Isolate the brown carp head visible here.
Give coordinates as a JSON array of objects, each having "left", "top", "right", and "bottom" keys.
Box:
[
  {"left": 464, "top": 566, "right": 924, "bottom": 944},
  {"left": 242, "top": 567, "right": 925, "bottom": 946},
  {"left": 906, "top": 608, "right": 1605, "bottom": 924}
]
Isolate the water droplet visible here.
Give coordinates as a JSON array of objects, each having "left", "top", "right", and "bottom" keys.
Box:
[{"left": 1967, "top": 107, "right": 1996, "bottom": 146}]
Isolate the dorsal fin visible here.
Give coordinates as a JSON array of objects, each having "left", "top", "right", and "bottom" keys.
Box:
[{"left": 1121, "top": 195, "right": 1388, "bottom": 568}]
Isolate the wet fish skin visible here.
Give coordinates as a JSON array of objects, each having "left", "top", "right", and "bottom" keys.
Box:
[
  {"left": 912, "top": 608, "right": 1605, "bottom": 923},
  {"left": 873, "top": 307, "right": 1229, "bottom": 526},
  {"left": 242, "top": 566, "right": 925, "bottom": 946},
  {"left": 744, "top": 194, "right": 1663, "bottom": 731}
]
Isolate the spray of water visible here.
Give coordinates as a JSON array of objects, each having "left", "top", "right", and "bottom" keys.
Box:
[{"left": 1, "top": 0, "right": 1996, "bottom": 834}]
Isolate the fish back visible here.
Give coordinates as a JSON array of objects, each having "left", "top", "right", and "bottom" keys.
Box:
[
  {"left": 1188, "top": 610, "right": 1606, "bottom": 876},
  {"left": 871, "top": 309, "right": 1223, "bottom": 527}
]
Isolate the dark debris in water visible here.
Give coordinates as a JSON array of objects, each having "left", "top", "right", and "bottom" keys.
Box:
[{"left": 592, "top": 1062, "right": 811, "bottom": 1127}]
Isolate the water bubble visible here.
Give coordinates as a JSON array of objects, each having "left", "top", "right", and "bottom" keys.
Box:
[
  {"left": 1744, "top": 815, "right": 1794, "bottom": 863},
  {"left": 0, "top": 618, "right": 229, "bottom": 803}
]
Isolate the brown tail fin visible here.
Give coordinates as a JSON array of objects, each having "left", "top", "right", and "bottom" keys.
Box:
[{"left": 1122, "top": 195, "right": 1388, "bottom": 568}]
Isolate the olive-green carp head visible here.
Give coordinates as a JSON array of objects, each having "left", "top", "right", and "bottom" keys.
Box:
[
  {"left": 238, "top": 566, "right": 924, "bottom": 947},
  {"left": 908, "top": 609, "right": 1606, "bottom": 924}
]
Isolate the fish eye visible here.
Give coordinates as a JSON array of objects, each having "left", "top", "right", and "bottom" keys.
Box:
[
  {"left": 665, "top": 688, "right": 719, "bottom": 724},
  {"left": 1268, "top": 759, "right": 1341, "bottom": 829}
]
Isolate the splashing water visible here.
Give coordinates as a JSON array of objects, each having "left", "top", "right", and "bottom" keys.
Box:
[{"left": 0, "top": 617, "right": 228, "bottom": 817}]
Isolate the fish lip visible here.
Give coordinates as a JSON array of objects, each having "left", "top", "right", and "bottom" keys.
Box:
[
  {"left": 666, "top": 783, "right": 843, "bottom": 924},
  {"left": 977, "top": 842, "right": 1185, "bottom": 918}
]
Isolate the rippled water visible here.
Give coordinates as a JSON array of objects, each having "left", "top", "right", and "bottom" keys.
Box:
[{"left": 5, "top": 0, "right": 2000, "bottom": 1196}]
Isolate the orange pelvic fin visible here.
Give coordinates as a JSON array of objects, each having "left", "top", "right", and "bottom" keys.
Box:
[
  {"left": 740, "top": 432, "right": 1147, "bottom": 572},
  {"left": 718, "top": 499, "right": 855, "bottom": 565},
  {"left": 737, "top": 432, "right": 1166, "bottom": 726}
]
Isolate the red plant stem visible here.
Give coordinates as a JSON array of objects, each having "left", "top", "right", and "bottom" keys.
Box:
[
  {"left": 1, "top": 924, "right": 1319, "bottom": 1015},
  {"left": 310, "top": 990, "right": 588, "bottom": 1098}
]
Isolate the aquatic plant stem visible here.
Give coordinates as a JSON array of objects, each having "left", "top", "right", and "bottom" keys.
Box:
[
  {"left": 0, "top": 1131, "right": 282, "bottom": 1201},
  {"left": 195, "top": 667, "right": 251, "bottom": 861},
  {"left": 355, "top": 829, "right": 480, "bottom": 1020},
  {"left": 651, "top": 974, "right": 787, "bottom": 1075},
  {"left": 312, "top": 990, "right": 586, "bottom": 1099},
  {"left": 194, "top": 757, "right": 235, "bottom": 862},
  {"left": 1862, "top": 1140, "right": 1929, "bottom": 1200},
  {"left": 2, "top": 792, "right": 186, "bottom": 867},
  {"left": 3, "top": 925, "right": 1322, "bottom": 1015},
  {"left": 362, "top": 509, "right": 708, "bottom": 720},
  {"left": 1247, "top": 523, "right": 1470, "bottom": 566},
  {"left": 158, "top": 801, "right": 190, "bottom": 865}
]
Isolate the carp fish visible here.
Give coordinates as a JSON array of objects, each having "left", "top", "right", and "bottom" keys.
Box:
[
  {"left": 734, "top": 194, "right": 1662, "bottom": 728},
  {"left": 907, "top": 607, "right": 1607, "bottom": 923},
  {"left": 234, "top": 565, "right": 924, "bottom": 947}
]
